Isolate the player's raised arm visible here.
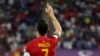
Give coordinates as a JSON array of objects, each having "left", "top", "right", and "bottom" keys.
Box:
[{"left": 45, "top": 3, "right": 62, "bottom": 37}]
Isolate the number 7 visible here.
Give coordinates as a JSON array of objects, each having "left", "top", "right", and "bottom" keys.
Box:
[{"left": 42, "top": 49, "right": 48, "bottom": 56}]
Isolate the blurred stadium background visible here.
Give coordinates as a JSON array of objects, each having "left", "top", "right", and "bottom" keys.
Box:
[{"left": 0, "top": 0, "right": 100, "bottom": 56}]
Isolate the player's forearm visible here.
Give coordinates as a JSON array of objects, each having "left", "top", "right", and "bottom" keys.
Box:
[
  {"left": 49, "top": 14, "right": 62, "bottom": 36},
  {"left": 45, "top": 3, "right": 62, "bottom": 36}
]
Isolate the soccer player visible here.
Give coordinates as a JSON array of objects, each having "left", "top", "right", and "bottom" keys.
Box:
[{"left": 23, "top": 3, "right": 62, "bottom": 56}]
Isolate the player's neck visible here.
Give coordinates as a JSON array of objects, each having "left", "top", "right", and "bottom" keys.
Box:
[{"left": 37, "top": 32, "right": 47, "bottom": 37}]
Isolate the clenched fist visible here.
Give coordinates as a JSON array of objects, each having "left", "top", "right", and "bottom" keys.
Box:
[{"left": 45, "top": 3, "right": 54, "bottom": 16}]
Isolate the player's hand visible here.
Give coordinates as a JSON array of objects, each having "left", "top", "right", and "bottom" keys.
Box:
[{"left": 45, "top": 3, "right": 54, "bottom": 16}]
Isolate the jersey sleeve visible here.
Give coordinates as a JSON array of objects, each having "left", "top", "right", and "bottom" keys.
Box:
[
  {"left": 53, "top": 33, "right": 59, "bottom": 38},
  {"left": 24, "top": 44, "right": 29, "bottom": 52},
  {"left": 49, "top": 34, "right": 59, "bottom": 47},
  {"left": 23, "top": 43, "right": 30, "bottom": 56}
]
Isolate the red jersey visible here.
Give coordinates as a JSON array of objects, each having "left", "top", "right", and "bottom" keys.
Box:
[{"left": 24, "top": 35, "right": 59, "bottom": 56}]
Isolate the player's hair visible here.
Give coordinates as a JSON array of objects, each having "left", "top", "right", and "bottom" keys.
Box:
[{"left": 37, "top": 19, "right": 48, "bottom": 36}]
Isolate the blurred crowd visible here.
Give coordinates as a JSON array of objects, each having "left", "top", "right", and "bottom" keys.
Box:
[{"left": 0, "top": 0, "right": 100, "bottom": 56}]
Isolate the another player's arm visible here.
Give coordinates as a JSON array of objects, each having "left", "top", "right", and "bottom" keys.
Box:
[{"left": 45, "top": 3, "right": 62, "bottom": 37}]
